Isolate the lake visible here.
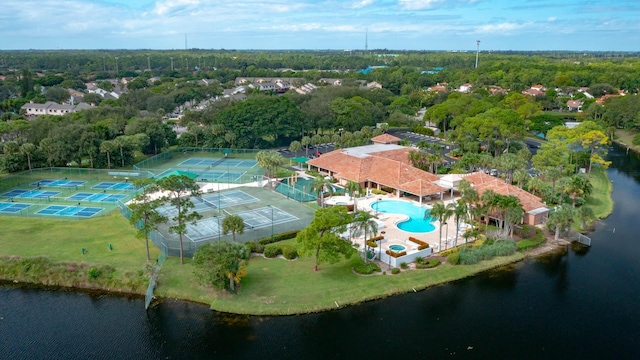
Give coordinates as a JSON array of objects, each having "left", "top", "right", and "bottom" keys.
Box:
[{"left": 1, "top": 144, "right": 639, "bottom": 359}]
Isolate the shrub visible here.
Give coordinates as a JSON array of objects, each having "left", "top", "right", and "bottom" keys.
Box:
[
  {"left": 447, "top": 253, "right": 460, "bottom": 265},
  {"left": 408, "top": 237, "right": 429, "bottom": 250},
  {"left": 415, "top": 257, "right": 424, "bottom": 264},
  {"left": 517, "top": 229, "right": 546, "bottom": 250},
  {"left": 493, "top": 240, "right": 517, "bottom": 256},
  {"left": 87, "top": 267, "right": 101, "bottom": 279},
  {"left": 386, "top": 250, "right": 407, "bottom": 258},
  {"left": 258, "top": 230, "right": 299, "bottom": 245},
  {"left": 366, "top": 240, "right": 378, "bottom": 248},
  {"left": 371, "top": 189, "right": 388, "bottom": 195},
  {"left": 281, "top": 245, "right": 298, "bottom": 260},
  {"left": 391, "top": 268, "right": 400, "bottom": 274},
  {"left": 354, "top": 261, "right": 381, "bottom": 275},
  {"left": 416, "top": 259, "right": 441, "bottom": 269},
  {"left": 400, "top": 262, "right": 408, "bottom": 269},
  {"left": 264, "top": 245, "right": 282, "bottom": 258},
  {"left": 246, "top": 241, "right": 265, "bottom": 253},
  {"left": 440, "top": 247, "right": 459, "bottom": 257},
  {"left": 633, "top": 133, "right": 640, "bottom": 146},
  {"left": 458, "top": 247, "right": 482, "bottom": 265}
]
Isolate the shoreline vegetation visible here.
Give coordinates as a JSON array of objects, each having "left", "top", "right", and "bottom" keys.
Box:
[{"left": 0, "top": 167, "right": 614, "bottom": 315}]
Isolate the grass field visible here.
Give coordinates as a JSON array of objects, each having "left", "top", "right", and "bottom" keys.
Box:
[
  {"left": 614, "top": 129, "right": 640, "bottom": 152},
  {"left": 585, "top": 167, "right": 614, "bottom": 219},
  {"left": 156, "top": 239, "right": 525, "bottom": 315},
  {"left": 0, "top": 212, "right": 157, "bottom": 275}
]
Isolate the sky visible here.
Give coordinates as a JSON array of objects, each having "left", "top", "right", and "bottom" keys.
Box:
[{"left": 1, "top": 0, "right": 639, "bottom": 51}]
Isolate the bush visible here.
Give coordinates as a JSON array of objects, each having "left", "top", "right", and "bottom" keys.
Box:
[
  {"left": 264, "top": 245, "right": 282, "bottom": 258},
  {"left": 408, "top": 237, "right": 429, "bottom": 250},
  {"left": 391, "top": 268, "right": 400, "bottom": 274},
  {"left": 633, "top": 133, "right": 640, "bottom": 146},
  {"left": 371, "top": 189, "right": 388, "bottom": 195},
  {"left": 458, "top": 247, "right": 482, "bottom": 265},
  {"left": 386, "top": 250, "right": 407, "bottom": 258},
  {"left": 440, "top": 247, "right": 459, "bottom": 257},
  {"left": 258, "top": 230, "right": 299, "bottom": 245},
  {"left": 400, "top": 262, "right": 408, "bottom": 269},
  {"left": 415, "top": 257, "right": 424, "bottom": 264},
  {"left": 416, "top": 259, "right": 441, "bottom": 269},
  {"left": 493, "top": 240, "right": 517, "bottom": 256},
  {"left": 281, "top": 245, "right": 298, "bottom": 260},
  {"left": 447, "top": 252, "right": 460, "bottom": 265},
  {"left": 354, "top": 261, "right": 381, "bottom": 275},
  {"left": 517, "top": 229, "right": 546, "bottom": 250},
  {"left": 246, "top": 241, "right": 265, "bottom": 253},
  {"left": 87, "top": 267, "right": 101, "bottom": 279}
]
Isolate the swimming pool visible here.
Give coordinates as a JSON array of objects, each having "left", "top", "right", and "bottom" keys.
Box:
[{"left": 371, "top": 200, "right": 436, "bottom": 233}]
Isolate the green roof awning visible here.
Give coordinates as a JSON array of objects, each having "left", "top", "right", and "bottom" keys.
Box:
[
  {"left": 155, "top": 170, "right": 199, "bottom": 180},
  {"left": 291, "top": 156, "right": 309, "bottom": 164}
]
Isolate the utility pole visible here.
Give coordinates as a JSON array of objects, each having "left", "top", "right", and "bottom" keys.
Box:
[
  {"left": 170, "top": 57, "right": 174, "bottom": 71},
  {"left": 147, "top": 54, "right": 151, "bottom": 71},
  {"left": 475, "top": 40, "right": 481, "bottom": 68},
  {"left": 115, "top": 56, "right": 119, "bottom": 78}
]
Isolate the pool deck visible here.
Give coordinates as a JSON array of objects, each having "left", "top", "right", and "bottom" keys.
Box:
[{"left": 341, "top": 194, "right": 469, "bottom": 254}]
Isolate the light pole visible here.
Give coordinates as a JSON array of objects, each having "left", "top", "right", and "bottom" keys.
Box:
[
  {"left": 268, "top": 205, "right": 274, "bottom": 242},
  {"left": 170, "top": 57, "right": 174, "bottom": 71},
  {"left": 114, "top": 56, "right": 119, "bottom": 78},
  {"left": 147, "top": 54, "right": 151, "bottom": 72},
  {"left": 216, "top": 216, "right": 221, "bottom": 242},
  {"left": 475, "top": 40, "right": 481, "bottom": 69}
]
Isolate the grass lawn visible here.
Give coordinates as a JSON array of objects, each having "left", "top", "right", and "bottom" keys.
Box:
[
  {"left": 0, "top": 212, "right": 157, "bottom": 277},
  {"left": 614, "top": 129, "right": 640, "bottom": 152},
  {"left": 585, "top": 167, "right": 614, "bottom": 219},
  {"left": 157, "top": 246, "right": 524, "bottom": 315}
]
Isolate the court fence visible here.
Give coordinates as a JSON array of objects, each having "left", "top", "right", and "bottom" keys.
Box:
[{"left": 134, "top": 148, "right": 261, "bottom": 171}]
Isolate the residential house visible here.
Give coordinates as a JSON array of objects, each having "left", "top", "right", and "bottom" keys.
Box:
[
  {"left": 427, "top": 83, "right": 448, "bottom": 93},
  {"left": 457, "top": 83, "right": 473, "bottom": 93},
  {"left": 21, "top": 101, "right": 93, "bottom": 117},
  {"left": 566, "top": 100, "right": 583, "bottom": 111}
]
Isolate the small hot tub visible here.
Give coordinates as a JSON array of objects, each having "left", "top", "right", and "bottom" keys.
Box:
[{"left": 389, "top": 244, "right": 406, "bottom": 252}]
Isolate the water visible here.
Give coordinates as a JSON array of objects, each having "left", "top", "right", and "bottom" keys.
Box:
[
  {"left": 371, "top": 199, "right": 436, "bottom": 233},
  {"left": 1, "top": 144, "right": 639, "bottom": 359}
]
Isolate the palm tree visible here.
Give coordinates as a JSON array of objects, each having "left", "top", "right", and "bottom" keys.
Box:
[
  {"left": 39, "top": 138, "right": 54, "bottom": 167},
  {"left": 512, "top": 169, "right": 529, "bottom": 188},
  {"left": 564, "top": 174, "right": 593, "bottom": 207},
  {"left": 578, "top": 206, "right": 596, "bottom": 230},
  {"left": 100, "top": 140, "right": 116, "bottom": 169},
  {"left": 301, "top": 136, "right": 311, "bottom": 157},
  {"left": 449, "top": 201, "right": 468, "bottom": 244},
  {"left": 352, "top": 211, "right": 378, "bottom": 263},
  {"left": 481, "top": 189, "right": 498, "bottom": 226},
  {"left": 289, "top": 140, "right": 302, "bottom": 155},
  {"left": 310, "top": 175, "right": 333, "bottom": 208},
  {"left": 427, "top": 202, "right": 447, "bottom": 252},
  {"left": 504, "top": 202, "right": 525, "bottom": 238},
  {"left": 546, "top": 167, "right": 563, "bottom": 203},
  {"left": 112, "top": 135, "right": 129, "bottom": 168},
  {"left": 526, "top": 176, "right": 544, "bottom": 197},
  {"left": 345, "top": 180, "right": 362, "bottom": 211},
  {"left": 19, "top": 143, "right": 36, "bottom": 170},
  {"left": 441, "top": 206, "right": 454, "bottom": 249},
  {"left": 547, "top": 205, "right": 575, "bottom": 241},
  {"left": 222, "top": 214, "right": 246, "bottom": 242},
  {"left": 224, "top": 131, "right": 237, "bottom": 148}
]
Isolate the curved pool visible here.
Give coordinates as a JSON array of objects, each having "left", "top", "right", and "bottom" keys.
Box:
[{"left": 371, "top": 200, "right": 436, "bottom": 233}]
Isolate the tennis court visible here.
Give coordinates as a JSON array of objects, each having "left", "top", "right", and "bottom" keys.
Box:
[
  {"left": 0, "top": 202, "right": 32, "bottom": 213},
  {"left": 1, "top": 189, "right": 61, "bottom": 199},
  {"left": 201, "top": 189, "right": 259, "bottom": 208},
  {"left": 31, "top": 179, "right": 86, "bottom": 188},
  {"left": 178, "top": 158, "right": 258, "bottom": 168},
  {"left": 182, "top": 206, "right": 298, "bottom": 242},
  {"left": 92, "top": 182, "right": 136, "bottom": 190},
  {"left": 67, "top": 193, "right": 127, "bottom": 203},
  {"left": 36, "top": 205, "right": 103, "bottom": 217},
  {"left": 239, "top": 206, "right": 298, "bottom": 228}
]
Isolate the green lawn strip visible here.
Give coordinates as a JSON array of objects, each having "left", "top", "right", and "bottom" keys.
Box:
[
  {"left": 0, "top": 212, "right": 156, "bottom": 286},
  {"left": 585, "top": 167, "right": 614, "bottom": 219},
  {"left": 197, "top": 252, "right": 525, "bottom": 315},
  {"left": 613, "top": 129, "right": 640, "bottom": 152}
]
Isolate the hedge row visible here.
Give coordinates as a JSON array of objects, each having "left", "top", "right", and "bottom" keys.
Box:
[
  {"left": 386, "top": 250, "right": 407, "bottom": 258},
  {"left": 264, "top": 244, "right": 298, "bottom": 260},
  {"left": 416, "top": 259, "right": 441, "bottom": 269},
  {"left": 458, "top": 240, "right": 517, "bottom": 265},
  {"left": 257, "top": 230, "right": 300, "bottom": 245},
  {"left": 516, "top": 229, "right": 546, "bottom": 251},
  {"left": 408, "top": 236, "right": 429, "bottom": 250}
]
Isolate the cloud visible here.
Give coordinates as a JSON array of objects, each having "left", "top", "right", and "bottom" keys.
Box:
[
  {"left": 152, "top": 0, "right": 200, "bottom": 16},
  {"left": 352, "top": 0, "right": 375, "bottom": 9},
  {"left": 547, "top": 16, "right": 556, "bottom": 22},
  {"left": 475, "top": 22, "right": 531, "bottom": 34},
  {"left": 398, "top": 0, "right": 480, "bottom": 10}
]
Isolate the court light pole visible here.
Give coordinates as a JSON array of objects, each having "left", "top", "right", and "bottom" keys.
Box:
[
  {"left": 268, "top": 205, "right": 274, "bottom": 242},
  {"left": 216, "top": 216, "right": 221, "bottom": 242}
]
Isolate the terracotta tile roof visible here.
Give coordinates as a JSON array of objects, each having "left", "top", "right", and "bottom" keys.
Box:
[
  {"left": 307, "top": 145, "right": 445, "bottom": 196},
  {"left": 371, "top": 134, "right": 401, "bottom": 144},
  {"left": 462, "top": 172, "right": 548, "bottom": 213}
]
